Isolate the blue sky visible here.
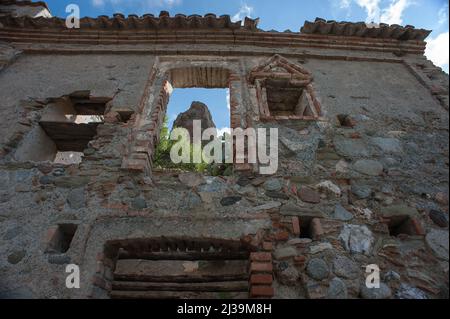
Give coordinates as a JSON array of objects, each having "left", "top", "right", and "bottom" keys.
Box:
[{"left": 43, "top": 0, "right": 449, "bottom": 131}]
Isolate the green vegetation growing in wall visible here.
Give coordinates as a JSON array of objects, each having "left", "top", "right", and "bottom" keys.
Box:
[{"left": 153, "top": 117, "right": 232, "bottom": 176}]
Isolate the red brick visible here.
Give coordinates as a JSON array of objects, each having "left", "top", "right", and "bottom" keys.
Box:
[
  {"left": 298, "top": 187, "right": 321, "bottom": 204},
  {"left": 95, "top": 261, "right": 105, "bottom": 275},
  {"left": 91, "top": 275, "right": 108, "bottom": 289},
  {"left": 234, "top": 163, "right": 253, "bottom": 171},
  {"left": 44, "top": 226, "right": 59, "bottom": 245},
  {"left": 250, "top": 252, "right": 272, "bottom": 262},
  {"left": 290, "top": 184, "right": 298, "bottom": 196},
  {"left": 435, "top": 192, "right": 449, "bottom": 205},
  {"left": 250, "top": 262, "right": 273, "bottom": 273},
  {"left": 102, "top": 258, "right": 115, "bottom": 269},
  {"left": 292, "top": 217, "right": 300, "bottom": 236},
  {"left": 272, "top": 221, "right": 282, "bottom": 229},
  {"left": 104, "top": 111, "right": 121, "bottom": 123},
  {"left": 241, "top": 235, "right": 253, "bottom": 246},
  {"left": 262, "top": 241, "right": 273, "bottom": 251},
  {"left": 345, "top": 117, "right": 357, "bottom": 127},
  {"left": 250, "top": 286, "right": 274, "bottom": 298},
  {"left": 431, "top": 85, "right": 445, "bottom": 95},
  {"left": 311, "top": 218, "right": 324, "bottom": 240},
  {"left": 411, "top": 218, "right": 426, "bottom": 236},
  {"left": 250, "top": 274, "right": 273, "bottom": 285},
  {"left": 101, "top": 203, "right": 128, "bottom": 210},
  {"left": 294, "top": 255, "right": 307, "bottom": 265},
  {"left": 275, "top": 231, "right": 289, "bottom": 242}
]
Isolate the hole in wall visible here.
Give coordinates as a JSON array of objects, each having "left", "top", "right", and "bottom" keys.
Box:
[
  {"left": 337, "top": 114, "right": 356, "bottom": 128},
  {"left": 298, "top": 217, "right": 313, "bottom": 240},
  {"left": 266, "top": 78, "right": 307, "bottom": 117},
  {"left": 387, "top": 216, "right": 417, "bottom": 237},
  {"left": 14, "top": 93, "right": 111, "bottom": 165},
  {"left": 116, "top": 110, "right": 134, "bottom": 123},
  {"left": 45, "top": 224, "right": 78, "bottom": 254}
]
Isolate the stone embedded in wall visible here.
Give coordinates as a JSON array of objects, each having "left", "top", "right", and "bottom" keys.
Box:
[
  {"left": 425, "top": 229, "right": 449, "bottom": 261},
  {"left": 395, "top": 284, "right": 428, "bottom": 299},
  {"left": 7, "top": 250, "right": 26, "bottom": 264},
  {"left": 298, "top": 187, "right": 321, "bottom": 204},
  {"left": 360, "top": 283, "right": 392, "bottom": 299},
  {"left": 339, "top": 224, "right": 374, "bottom": 255},
  {"left": 310, "top": 243, "right": 333, "bottom": 255},
  {"left": 327, "top": 277, "right": 348, "bottom": 299},
  {"left": 178, "top": 172, "right": 205, "bottom": 188},
  {"left": 332, "top": 204, "right": 354, "bottom": 221},
  {"left": 66, "top": 187, "right": 86, "bottom": 210},
  {"left": 316, "top": 181, "right": 341, "bottom": 198},
  {"left": 334, "top": 137, "right": 370, "bottom": 158},
  {"left": 371, "top": 137, "right": 403, "bottom": 154},
  {"left": 382, "top": 205, "right": 419, "bottom": 219},
  {"left": 332, "top": 255, "right": 360, "bottom": 279},
  {"left": 263, "top": 178, "right": 283, "bottom": 192},
  {"left": 306, "top": 258, "right": 330, "bottom": 281},
  {"left": 274, "top": 247, "right": 298, "bottom": 260},
  {"left": 353, "top": 160, "right": 384, "bottom": 176},
  {"left": 275, "top": 262, "right": 300, "bottom": 286},
  {"left": 429, "top": 210, "right": 449, "bottom": 228},
  {"left": 351, "top": 183, "right": 373, "bottom": 199}
]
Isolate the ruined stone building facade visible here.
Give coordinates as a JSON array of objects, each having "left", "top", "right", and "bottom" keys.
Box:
[{"left": 0, "top": 0, "right": 448, "bottom": 299}]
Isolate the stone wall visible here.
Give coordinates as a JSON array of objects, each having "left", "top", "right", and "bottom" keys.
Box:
[{"left": 0, "top": 7, "right": 448, "bottom": 299}]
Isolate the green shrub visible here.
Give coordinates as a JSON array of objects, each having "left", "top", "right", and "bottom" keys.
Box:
[{"left": 153, "top": 117, "right": 231, "bottom": 175}]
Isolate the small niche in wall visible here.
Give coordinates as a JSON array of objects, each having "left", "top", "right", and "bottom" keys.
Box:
[
  {"left": 298, "top": 217, "right": 313, "bottom": 240},
  {"left": 266, "top": 79, "right": 309, "bottom": 117},
  {"left": 250, "top": 55, "right": 322, "bottom": 121},
  {"left": 337, "top": 114, "right": 356, "bottom": 128},
  {"left": 387, "top": 216, "right": 417, "bottom": 237},
  {"left": 14, "top": 92, "right": 111, "bottom": 165},
  {"left": 45, "top": 224, "right": 78, "bottom": 254}
]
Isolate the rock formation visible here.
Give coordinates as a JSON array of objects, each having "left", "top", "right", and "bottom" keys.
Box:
[{"left": 172, "top": 101, "right": 216, "bottom": 142}]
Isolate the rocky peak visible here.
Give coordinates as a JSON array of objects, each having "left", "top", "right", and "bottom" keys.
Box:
[{"left": 173, "top": 101, "right": 216, "bottom": 141}]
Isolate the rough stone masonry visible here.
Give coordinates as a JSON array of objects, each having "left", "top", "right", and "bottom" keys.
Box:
[{"left": 0, "top": 0, "right": 448, "bottom": 299}]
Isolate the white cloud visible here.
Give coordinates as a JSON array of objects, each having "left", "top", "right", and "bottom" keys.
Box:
[
  {"left": 355, "top": 0, "right": 381, "bottom": 23},
  {"left": 337, "top": 0, "right": 413, "bottom": 25},
  {"left": 380, "top": 0, "right": 412, "bottom": 25},
  {"left": 339, "top": 0, "right": 352, "bottom": 9},
  {"left": 232, "top": 3, "right": 254, "bottom": 22},
  {"left": 226, "top": 89, "right": 230, "bottom": 110},
  {"left": 425, "top": 32, "right": 449, "bottom": 71}
]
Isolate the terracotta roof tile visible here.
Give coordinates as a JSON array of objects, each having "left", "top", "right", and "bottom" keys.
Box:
[{"left": 301, "top": 17, "right": 431, "bottom": 41}]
